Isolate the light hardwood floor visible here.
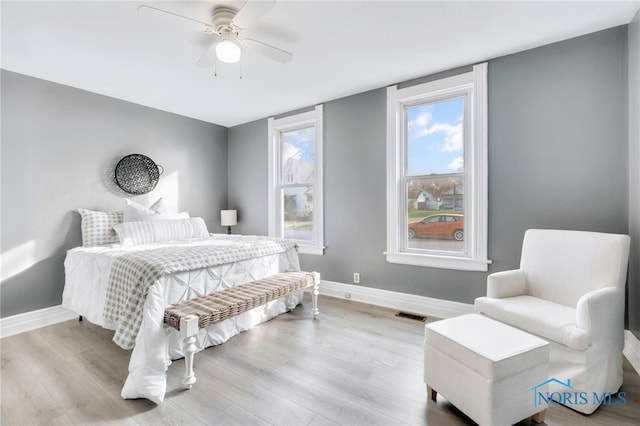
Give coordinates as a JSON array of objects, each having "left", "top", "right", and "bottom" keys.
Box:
[{"left": 1, "top": 294, "right": 639, "bottom": 425}]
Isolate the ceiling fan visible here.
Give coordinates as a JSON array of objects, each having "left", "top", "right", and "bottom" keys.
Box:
[{"left": 138, "top": 0, "right": 293, "bottom": 67}]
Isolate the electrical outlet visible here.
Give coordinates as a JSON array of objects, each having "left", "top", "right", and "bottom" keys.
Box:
[
  {"left": 345, "top": 292, "right": 352, "bottom": 299},
  {"left": 353, "top": 272, "right": 360, "bottom": 284}
]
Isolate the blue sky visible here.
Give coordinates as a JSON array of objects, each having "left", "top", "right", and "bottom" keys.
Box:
[{"left": 407, "top": 96, "right": 464, "bottom": 175}]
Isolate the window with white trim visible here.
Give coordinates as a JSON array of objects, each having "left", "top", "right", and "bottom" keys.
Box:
[
  {"left": 386, "top": 63, "right": 488, "bottom": 271},
  {"left": 268, "top": 105, "right": 324, "bottom": 255}
]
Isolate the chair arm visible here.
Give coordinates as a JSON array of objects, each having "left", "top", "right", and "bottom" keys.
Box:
[
  {"left": 576, "top": 286, "right": 625, "bottom": 344},
  {"left": 486, "top": 269, "right": 527, "bottom": 298}
]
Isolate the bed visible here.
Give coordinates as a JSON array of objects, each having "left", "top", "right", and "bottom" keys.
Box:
[{"left": 63, "top": 206, "right": 304, "bottom": 403}]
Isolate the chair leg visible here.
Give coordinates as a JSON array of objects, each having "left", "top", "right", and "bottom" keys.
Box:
[
  {"left": 426, "top": 385, "right": 437, "bottom": 401},
  {"left": 531, "top": 410, "right": 546, "bottom": 424}
]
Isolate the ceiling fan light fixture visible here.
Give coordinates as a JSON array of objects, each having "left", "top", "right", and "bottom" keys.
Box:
[{"left": 216, "top": 39, "right": 241, "bottom": 64}]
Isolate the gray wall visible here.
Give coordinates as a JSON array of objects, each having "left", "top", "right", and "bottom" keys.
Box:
[
  {"left": 228, "top": 119, "right": 269, "bottom": 235},
  {"left": 2, "top": 24, "right": 634, "bottom": 319},
  {"left": 1, "top": 70, "right": 228, "bottom": 318},
  {"left": 628, "top": 10, "right": 640, "bottom": 340},
  {"left": 489, "top": 27, "right": 628, "bottom": 267},
  {"left": 228, "top": 26, "right": 630, "bottom": 305}
]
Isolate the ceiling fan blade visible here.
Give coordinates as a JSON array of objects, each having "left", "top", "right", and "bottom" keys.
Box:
[
  {"left": 197, "top": 38, "right": 221, "bottom": 67},
  {"left": 137, "top": 5, "right": 214, "bottom": 32},
  {"left": 242, "top": 38, "right": 292, "bottom": 63},
  {"left": 231, "top": 0, "right": 275, "bottom": 30}
]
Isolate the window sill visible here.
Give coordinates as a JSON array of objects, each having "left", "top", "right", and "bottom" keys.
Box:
[
  {"left": 296, "top": 245, "right": 325, "bottom": 256},
  {"left": 385, "top": 252, "right": 489, "bottom": 272}
]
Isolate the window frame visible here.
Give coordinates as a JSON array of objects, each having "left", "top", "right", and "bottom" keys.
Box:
[
  {"left": 386, "top": 63, "right": 488, "bottom": 271},
  {"left": 268, "top": 105, "right": 324, "bottom": 255}
]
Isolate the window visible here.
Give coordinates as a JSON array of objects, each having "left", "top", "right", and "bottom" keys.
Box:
[
  {"left": 386, "top": 63, "right": 488, "bottom": 271},
  {"left": 268, "top": 105, "right": 324, "bottom": 255}
]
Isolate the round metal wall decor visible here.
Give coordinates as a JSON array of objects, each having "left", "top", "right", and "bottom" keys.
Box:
[{"left": 114, "top": 154, "right": 163, "bottom": 195}]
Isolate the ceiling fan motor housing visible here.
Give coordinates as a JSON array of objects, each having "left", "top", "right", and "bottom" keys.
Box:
[{"left": 212, "top": 7, "right": 238, "bottom": 32}]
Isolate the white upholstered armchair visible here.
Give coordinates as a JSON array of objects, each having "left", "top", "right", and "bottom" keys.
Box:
[{"left": 475, "top": 229, "right": 630, "bottom": 414}]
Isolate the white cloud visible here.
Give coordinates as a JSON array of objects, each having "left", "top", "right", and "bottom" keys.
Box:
[
  {"left": 419, "top": 122, "right": 449, "bottom": 136},
  {"left": 409, "top": 111, "right": 433, "bottom": 130},
  {"left": 448, "top": 156, "right": 464, "bottom": 172},
  {"left": 282, "top": 128, "right": 314, "bottom": 155},
  {"left": 442, "top": 122, "right": 462, "bottom": 152},
  {"left": 418, "top": 117, "right": 463, "bottom": 152}
]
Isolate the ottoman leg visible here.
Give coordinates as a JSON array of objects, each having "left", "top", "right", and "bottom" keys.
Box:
[
  {"left": 426, "top": 385, "right": 437, "bottom": 401},
  {"left": 531, "top": 410, "right": 546, "bottom": 424}
]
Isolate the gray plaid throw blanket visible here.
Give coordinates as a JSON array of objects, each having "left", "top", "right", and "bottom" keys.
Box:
[{"left": 103, "top": 235, "right": 297, "bottom": 349}]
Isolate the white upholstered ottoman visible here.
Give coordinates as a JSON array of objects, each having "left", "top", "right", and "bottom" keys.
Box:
[{"left": 424, "top": 314, "right": 549, "bottom": 426}]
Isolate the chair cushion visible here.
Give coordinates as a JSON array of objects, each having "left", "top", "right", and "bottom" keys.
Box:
[{"left": 475, "top": 295, "right": 590, "bottom": 350}]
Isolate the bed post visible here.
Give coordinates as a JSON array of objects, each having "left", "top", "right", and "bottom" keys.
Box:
[
  {"left": 180, "top": 315, "right": 199, "bottom": 389},
  {"left": 286, "top": 293, "right": 297, "bottom": 311},
  {"left": 312, "top": 271, "right": 320, "bottom": 319}
]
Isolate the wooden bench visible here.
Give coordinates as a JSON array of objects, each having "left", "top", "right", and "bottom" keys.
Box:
[{"left": 164, "top": 271, "right": 320, "bottom": 389}]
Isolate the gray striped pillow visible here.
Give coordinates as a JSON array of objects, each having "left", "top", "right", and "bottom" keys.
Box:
[
  {"left": 78, "top": 209, "right": 124, "bottom": 247},
  {"left": 113, "top": 217, "right": 209, "bottom": 246}
]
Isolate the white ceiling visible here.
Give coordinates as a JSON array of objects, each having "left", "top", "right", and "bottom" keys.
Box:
[{"left": 2, "top": 0, "right": 639, "bottom": 127}]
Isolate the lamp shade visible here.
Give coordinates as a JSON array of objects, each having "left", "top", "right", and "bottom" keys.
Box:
[
  {"left": 221, "top": 209, "right": 237, "bottom": 226},
  {"left": 216, "top": 40, "right": 241, "bottom": 64}
]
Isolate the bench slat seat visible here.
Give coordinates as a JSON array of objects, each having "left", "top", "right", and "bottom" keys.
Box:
[
  {"left": 164, "top": 271, "right": 316, "bottom": 330},
  {"left": 164, "top": 271, "right": 320, "bottom": 389}
]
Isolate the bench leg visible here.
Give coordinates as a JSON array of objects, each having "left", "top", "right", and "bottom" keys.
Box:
[
  {"left": 180, "top": 315, "right": 199, "bottom": 389},
  {"left": 311, "top": 272, "right": 320, "bottom": 319}
]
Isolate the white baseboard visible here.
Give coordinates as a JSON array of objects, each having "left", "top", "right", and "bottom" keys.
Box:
[
  {"left": 316, "top": 280, "right": 475, "bottom": 319},
  {"left": 0, "top": 305, "right": 77, "bottom": 338},
  {"left": 1, "top": 282, "right": 473, "bottom": 339},
  {"left": 624, "top": 330, "right": 640, "bottom": 375},
  {"left": 4, "top": 288, "right": 636, "bottom": 377}
]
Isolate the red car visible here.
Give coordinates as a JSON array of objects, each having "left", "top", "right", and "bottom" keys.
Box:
[{"left": 408, "top": 214, "right": 464, "bottom": 241}]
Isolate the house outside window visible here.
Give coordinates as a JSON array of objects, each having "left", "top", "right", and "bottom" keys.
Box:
[
  {"left": 386, "top": 63, "right": 488, "bottom": 271},
  {"left": 268, "top": 105, "right": 324, "bottom": 255}
]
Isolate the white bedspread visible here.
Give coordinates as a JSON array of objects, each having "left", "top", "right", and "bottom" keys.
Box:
[{"left": 63, "top": 234, "right": 301, "bottom": 403}]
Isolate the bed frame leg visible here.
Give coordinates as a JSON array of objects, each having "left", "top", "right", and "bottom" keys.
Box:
[
  {"left": 163, "top": 325, "right": 172, "bottom": 368},
  {"left": 311, "top": 272, "right": 320, "bottom": 319},
  {"left": 180, "top": 315, "right": 199, "bottom": 390},
  {"left": 286, "top": 293, "right": 296, "bottom": 311}
]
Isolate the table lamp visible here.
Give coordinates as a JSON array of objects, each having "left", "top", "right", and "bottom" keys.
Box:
[{"left": 221, "top": 209, "right": 237, "bottom": 234}]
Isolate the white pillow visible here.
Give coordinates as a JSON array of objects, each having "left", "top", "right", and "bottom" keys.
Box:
[
  {"left": 123, "top": 198, "right": 167, "bottom": 222},
  {"left": 77, "top": 209, "right": 123, "bottom": 247},
  {"left": 149, "top": 212, "right": 190, "bottom": 221},
  {"left": 114, "top": 217, "right": 209, "bottom": 247},
  {"left": 124, "top": 198, "right": 189, "bottom": 222}
]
